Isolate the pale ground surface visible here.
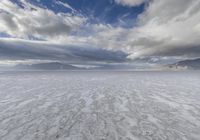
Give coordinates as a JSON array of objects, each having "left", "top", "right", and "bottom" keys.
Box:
[{"left": 0, "top": 71, "right": 200, "bottom": 140}]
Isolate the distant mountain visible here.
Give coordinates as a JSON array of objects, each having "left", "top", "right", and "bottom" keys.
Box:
[
  {"left": 15, "top": 62, "right": 82, "bottom": 70},
  {"left": 168, "top": 58, "right": 200, "bottom": 70}
]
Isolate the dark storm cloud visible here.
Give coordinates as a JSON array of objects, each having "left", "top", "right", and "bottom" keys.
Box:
[
  {"left": 152, "top": 44, "right": 200, "bottom": 58},
  {"left": 0, "top": 38, "right": 128, "bottom": 63}
]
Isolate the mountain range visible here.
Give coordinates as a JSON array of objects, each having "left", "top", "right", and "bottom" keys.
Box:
[
  {"left": 1, "top": 58, "right": 200, "bottom": 71},
  {"left": 168, "top": 58, "right": 200, "bottom": 70}
]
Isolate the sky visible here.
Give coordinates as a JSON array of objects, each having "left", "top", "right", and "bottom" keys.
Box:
[{"left": 0, "top": 0, "right": 200, "bottom": 67}]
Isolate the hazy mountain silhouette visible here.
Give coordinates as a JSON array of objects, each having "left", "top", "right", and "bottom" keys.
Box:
[
  {"left": 169, "top": 58, "right": 200, "bottom": 70},
  {"left": 15, "top": 62, "right": 82, "bottom": 70}
]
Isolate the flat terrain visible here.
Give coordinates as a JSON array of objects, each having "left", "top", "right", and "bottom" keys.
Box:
[{"left": 0, "top": 71, "right": 200, "bottom": 140}]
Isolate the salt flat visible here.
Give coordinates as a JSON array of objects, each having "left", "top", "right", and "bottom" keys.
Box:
[{"left": 0, "top": 71, "right": 200, "bottom": 140}]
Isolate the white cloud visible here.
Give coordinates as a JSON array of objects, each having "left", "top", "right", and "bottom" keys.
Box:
[
  {"left": 54, "top": 0, "right": 76, "bottom": 13},
  {"left": 0, "top": 0, "right": 86, "bottom": 40},
  {"left": 115, "top": 0, "right": 146, "bottom": 6},
  {"left": 123, "top": 0, "right": 200, "bottom": 60},
  {"left": 82, "top": 0, "right": 200, "bottom": 61}
]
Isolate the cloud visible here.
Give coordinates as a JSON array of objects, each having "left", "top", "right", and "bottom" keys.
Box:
[
  {"left": 0, "top": 38, "right": 128, "bottom": 63},
  {"left": 54, "top": 0, "right": 76, "bottom": 12},
  {"left": 0, "top": 0, "right": 86, "bottom": 40},
  {"left": 115, "top": 0, "right": 147, "bottom": 7},
  {"left": 124, "top": 0, "right": 200, "bottom": 60}
]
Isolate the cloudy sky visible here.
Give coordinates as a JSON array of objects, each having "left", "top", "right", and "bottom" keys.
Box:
[{"left": 0, "top": 0, "right": 200, "bottom": 67}]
